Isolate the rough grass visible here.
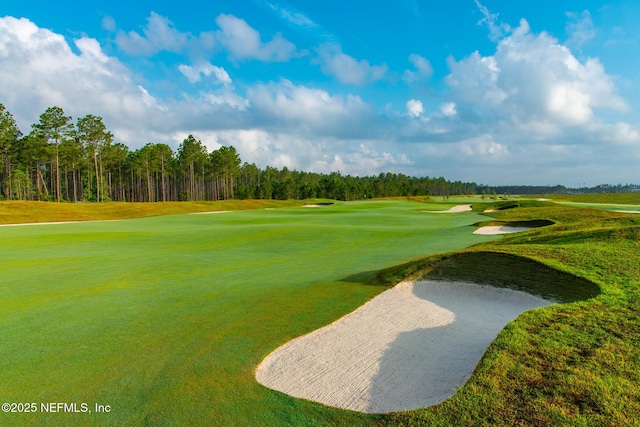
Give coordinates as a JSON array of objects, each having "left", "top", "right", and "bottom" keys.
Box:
[
  {"left": 0, "top": 200, "right": 305, "bottom": 224},
  {"left": 541, "top": 192, "right": 640, "bottom": 205}
]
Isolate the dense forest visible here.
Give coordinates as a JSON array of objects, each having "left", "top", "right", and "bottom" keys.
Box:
[
  {"left": 0, "top": 103, "right": 481, "bottom": 202},
  {"left": 1, "top": 103, "right": 637, "bottom": 202}
]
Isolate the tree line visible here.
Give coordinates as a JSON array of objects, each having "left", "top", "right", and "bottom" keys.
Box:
[{"left": 0, "top": 102, "right": 491, "bottom": 202}]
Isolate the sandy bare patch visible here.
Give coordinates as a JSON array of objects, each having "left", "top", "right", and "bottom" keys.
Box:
[
  {"left": 256, "top": 280, "right": 551, "bottom": 413},
  {"left": 422, "top": 204, "right": 472, "bottom": 213},
  {"left": 0, "top": 220, "right": 121, "bottom": 227},
  {"left": 303, "top": 204, "right": 325, "bottom": 207},
  {"left": 483, "top": 208, "right": 498, "bottom": 212},
  {"left": 609, "top": 210, "right": 640, "bottom": 214},
  {"left": 189, "top": 210, "right": 232, "bottom": 215},
  {"left": 473, "top": 225, "right": 534, "bottom": 235},
  {"left": 537, "top": 198, "right": 550, "bottom": 201}
]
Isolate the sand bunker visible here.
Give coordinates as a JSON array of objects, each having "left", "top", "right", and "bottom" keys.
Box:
[
  {"left": 189, "top": 210, "right": 232, "bottom": 215},
  {"left": 473, "top": 225, "right": 533, "bottom": 235},
  {"left": 610, "top": 210, "right": 640, "bottom": 214},
  {"left": 422, "top": 204, "right": 472, "bottom": 213},
  {"left": 256, "top": 280, "right": 551, "bottom": 413}
]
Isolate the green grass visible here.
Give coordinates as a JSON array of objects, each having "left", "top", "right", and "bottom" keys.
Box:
[
  {"left": 0, "top": 200, "right": 495, "bottom": 426},
  {"left": 2, "top": 198, "right": 639, "bottom": 426},
  {"left": 540, "top": 192, "right": 640, "bottom": 205},
  {"left": 555, "top": 201, "right": 640, "bottom": 212}
]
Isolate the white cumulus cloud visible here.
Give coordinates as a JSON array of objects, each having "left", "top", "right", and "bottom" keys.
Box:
[
  {"left": 178, "top": 62, "right": 232, "bottom": 85},
  {"left": 314, "top": 43, "right": 387, "bottom": 85},
  {"left": 403, "top": 53, "right": 433, "bottom": 83},
  {"left": 247, "top": 79, "right": 375, "bottom": 137},
  {"left": 215, "top": 14, "right": 296, "bottom": 62},
  {"left": 0, "top": 16, "right": 165, "bottom": 136},
  {"left": 115, "top": 12, "right": 188, "bottom": 55},
  {"left": 406, "top": 99, "right": 424, "bottom": 117},
  {"left": 440, "top": 102, "right": 457, "bottom": 117},
  {"left": 446, "top": 19, "right": 627, "bottom": 128}
]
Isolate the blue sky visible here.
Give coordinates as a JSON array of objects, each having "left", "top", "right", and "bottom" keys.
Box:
[{"left": 2, "top": 0, "right": 639, "bottom": 186}]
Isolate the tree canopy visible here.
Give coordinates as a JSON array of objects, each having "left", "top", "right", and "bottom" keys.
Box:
[{"left": 0, "top": 102, "right": 529, "bottom": 202}]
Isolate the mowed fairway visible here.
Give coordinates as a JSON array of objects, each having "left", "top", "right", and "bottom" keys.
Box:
[{"left": 0, "top": 200, "right": 496, "bottom": 426}]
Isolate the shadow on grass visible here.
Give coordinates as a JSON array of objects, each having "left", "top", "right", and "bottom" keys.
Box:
[
  {"left": 339, "top": 270, "right": 380, "bottom": 286},
  {"left": 421, "top": 252, "right": 600, "bottom": 303}
]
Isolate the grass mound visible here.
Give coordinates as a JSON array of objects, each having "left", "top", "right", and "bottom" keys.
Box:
[
  {"left": 476, "top": 200, "right": 554, "bottom": 212},
  {"left": 421, "top": 252, "right": 600, "bottom": 302},
  {"left": 384, "top": 199, "right": 640, "bottom": 427}
]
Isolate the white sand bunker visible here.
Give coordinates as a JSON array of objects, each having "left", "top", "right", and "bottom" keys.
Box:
[
  {"left": 0, "top": 221, "right": 79, "bottom": 227},
  {"left": 189, "top": 210, "right": 232, "bottom": 215},
  {"left": 473, "top": 225, "right": 533, "bottom": 235},
  {"left": 256, "top": 280, "right": 551, "bottom": 413},
  {"left": 610, "top": 210, "right": 640, "bottom": 214},
  {"left": 422, "top": 204, "right": 472, "bottom": 213}
]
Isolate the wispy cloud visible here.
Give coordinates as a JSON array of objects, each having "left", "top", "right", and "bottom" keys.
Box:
[
  {"left": 260, "top": 0, "right": 337, "bottom": 42},
  {"left": 474, "top": 0, "right": 511, "bottom": 41},
  {"left": 403, "top": 53, "right": 433, "bottom": 83},
  {"left": 314, "top": 43, "right": 387, "bottom": 85},
  {"left": 215, "top": 14, "right": 297, "bottom": 62},
  {"left": 400, "top": 0, "right": 421, "bottom": 18},
  {"left": 565, "top": 10, "right": 596, "bottom": 49},
  {"left": 178, "top": 62, "right": 232, "bottom": 85}
]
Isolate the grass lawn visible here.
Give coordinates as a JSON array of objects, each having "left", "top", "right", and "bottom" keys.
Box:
[
  {"left": 554, "top": 201, "right": 640, "bottom": 212},
  {"left": 0, "top": 200, "right": 496, "bottom": 426},
  {"left": 1, "top": 198, "right": 638, "bottom": 426}
]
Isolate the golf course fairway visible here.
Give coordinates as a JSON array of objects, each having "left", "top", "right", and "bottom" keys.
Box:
[{"left": 0, "top": 200, "right": 498, "bottom": 426}]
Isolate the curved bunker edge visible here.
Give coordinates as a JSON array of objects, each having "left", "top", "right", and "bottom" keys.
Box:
[{"left": 255, "top": 253, "right": 600, "bottom": 413}]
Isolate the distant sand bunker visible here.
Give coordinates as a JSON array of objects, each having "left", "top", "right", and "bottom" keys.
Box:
[
  {"left": 256, "top": 280, "right": 551, "bottom": 413},
  {"left": 189, "top": 210, "right": 232, "bottom": 215},
  {"left": 610, "top": 210, "right": 640, "bottom": 214},
  {"left": 422, "top": 204, "right": 472, "bottom": 213},
  {"left": 473, "top": 225, "right": 533, "bottom": 235}
]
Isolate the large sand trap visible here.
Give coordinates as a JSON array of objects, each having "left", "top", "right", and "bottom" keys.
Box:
[
  {"left": 256, "top": 280, "right": 551, "bottom": 413},
  {"left": 473, "top": 225, "right": 533, "bottom": 235},
  {"left": 422, "top": 204, "right": 472, "bottom": 213}
]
